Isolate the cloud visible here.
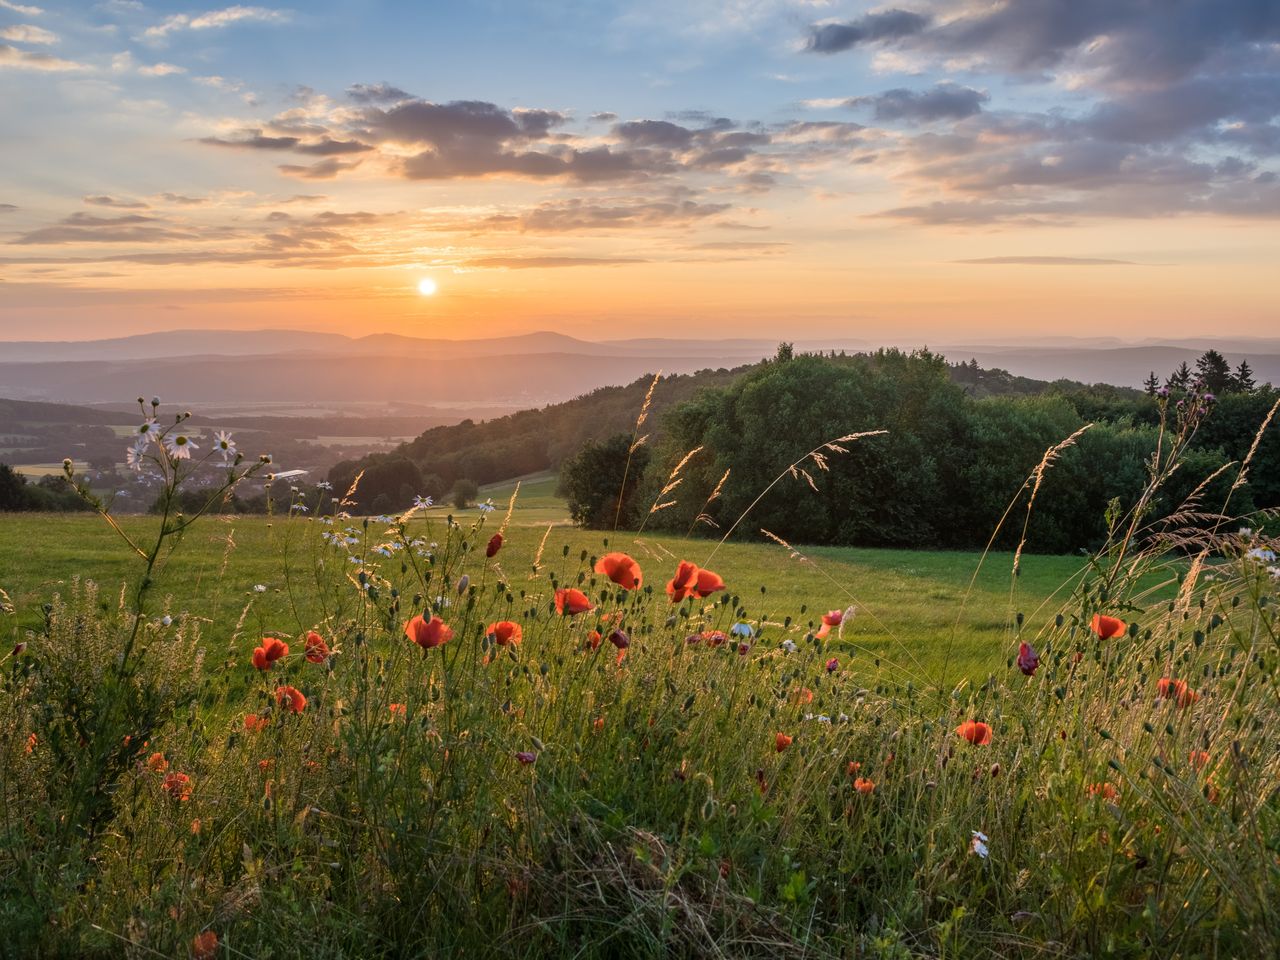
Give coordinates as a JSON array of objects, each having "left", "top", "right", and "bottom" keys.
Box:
[
  {"left": 955, "top": 256, "right": 1140, "bottom": 265},
  {"left": 84, "top": 195, "right": 150, "bottom": 209},
  {"left": 0, "top": 24, "right": 56, "bottom": 43},
  {"left": 465, "top": 256, "right": 646, "bottom": 269},
  {"left": 590, "top": 112, "right": 617, "bottom": 122},
  {"left": 845, "top": 83, "right": 988, "bottom": 123},
  {"left": 806, "top": 10, "right": 929, "bottom": 54},
  {"left": 12, "top": 212, "right": 196, "bottom": 244},
  {"left": 156, "top": 193, "right": 208, "bottom": 205},
  {"left": 483, "top": 197, "right": 731, "bottom": 232},
  {"left": 0, "top": 203, "right": 16, "bottom": 213},
  {"left": 201, "top": 130, "right": 301, "bottom": 149},
  {"left": 277, "top": 158, "right": 361, "bottom": 179},
  {"left": 346, "top": 82, "right": 411, "bottom": 103},
  {"left": 138, "top": 61, "right": 186, "bottom": 76},
  {"left": 0, "top": 1, "right": 43, "bottom": 14},
  {"left": 143, "top": 5, "right": 290, "bottom": 41},
  {"left": 0, "top": 43, "right": 87, "bottom": 70}
]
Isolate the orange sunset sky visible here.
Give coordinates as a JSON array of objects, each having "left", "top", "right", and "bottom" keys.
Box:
[{"left": 2, "top": 1, "right": 1277, "bottom": 342}]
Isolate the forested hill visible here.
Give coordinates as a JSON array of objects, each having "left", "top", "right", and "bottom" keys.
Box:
[{"left": 326, "top": 349, "right": 1137, "bottom": 512}]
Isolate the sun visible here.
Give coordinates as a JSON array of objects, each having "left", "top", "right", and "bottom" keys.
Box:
[{"left": 417, "top": 277, "right": 438, "bottom": 296}]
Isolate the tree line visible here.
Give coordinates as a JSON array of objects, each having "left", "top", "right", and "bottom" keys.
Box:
[{"left": 562, "top": 347, "right": 1277, "bottom": 553}]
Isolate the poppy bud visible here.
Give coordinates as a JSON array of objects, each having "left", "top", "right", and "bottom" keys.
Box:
[
  {"left": 1016, "top": 642, "right": 1039, "bottom": 676},
  {"left": 456, "top": 574, "right": 470, "bottom": 595},
  {"left": 486, "top": 533, "right": 503, "bottom": 558},
  {"left": 608, "top": 629, "right": 629, "bottom": 649},
  {"left": 515, "top": 751, "right": 536, "bottom": 765}
]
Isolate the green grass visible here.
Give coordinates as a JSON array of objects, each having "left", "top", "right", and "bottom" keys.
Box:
[{"left": 0, "top": 507, "right": 1115, "bottom": 684}]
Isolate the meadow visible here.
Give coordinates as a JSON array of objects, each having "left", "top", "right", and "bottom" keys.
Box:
[{"left": 0, "top": 401, "right": 1276, "bottom": 959}]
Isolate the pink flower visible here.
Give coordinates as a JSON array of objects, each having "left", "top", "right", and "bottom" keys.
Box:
[{"left": 1016, "top": 642, "right": 1039, "bottom": 677}]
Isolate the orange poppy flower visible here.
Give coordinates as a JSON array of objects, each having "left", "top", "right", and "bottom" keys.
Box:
[
  {"left": 666, "top": 561, "right": 701, "bottom": 602},
  {"left": 1176, "top": 684, "right": 1200, "bottom": 708},
  {"left": 486, "top": 532, "right": 504, "bottom": 557},
  {"left": 1090, "top": 614, "right": 1127, "bottom": 639},
  {"left": 694, "top": 567, "right": 725, "bottom": 598},
  {"left": 554, "top": 588, "right": 593, "bottom": 615},
  {"left": 700, "top": 629, "right": 728, "bottom": 647},
  {"left": 1190, "top": 750, "right": 1210, "bottom": 770},
  {"left": 793, "top": 687, "right": 814, "bottom": 705},
  {"left": 192, "top": 931, "right": 218, "bottom": 960},
  {"left": 25, "top": 733, "right": 36, "bottom": 755},
  {"left": 258, "top": 758, "right": 274, "bottom": 773},
  {"left": 956, "top": 720, "right": 993, "bottom": 745},
  {"left": 162, "top": 772, "right": 192, "bottom": 801},
  {"left": 243, "top": 713, "right": 269, "bottom": 733},
  {"left": 404, "top": 614, "right": 454, "bottom": 649},
  {"left": 593, "top": 716, "right": 605, "bottom": 731},
  {"left": 1157, "top": 677, "right": 1199, "bottom": 707},
  {"left": 487, "top": 620, "right": 523, "bottom": 646},
  {"left": 1086, "top": 781, "right": 1119, "bottom": 801},
  {"left": 275, "top": 685, "right": 307, "bottom": 714},
  {"left": 846, "top": 761, "right": 861, "bottom": 776},
  {"left": 146, "top": 751, "right": 169, "bottom": 773},
  {"left": 389, "top": 703, "right": 406, "bottom": 716},
  {"left": 775, "top": 732, "right": 793, "bottom": 752},
  {"left": 585, "top": 630, "right": 602, "bottom": 651},
  {"left": 816, "top": 609, "right": 843, "bottom": 639},
  {"left": 853, "top": 777, "right": 876, "bottom": 795},
  {"left": 250, "top": 637, "right": 288, "bottom": 670},
  {"left": 303, "top": 631, "right": 329, "bottom": 663},
  {"left": 594, "top": 552, "right": 643, "bottom": 589}
]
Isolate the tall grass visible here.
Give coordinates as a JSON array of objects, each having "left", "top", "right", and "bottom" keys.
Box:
[{"left": 0, "top": 392, "right": 1277, "bottom": 958}]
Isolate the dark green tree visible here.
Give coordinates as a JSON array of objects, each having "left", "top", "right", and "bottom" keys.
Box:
[
  {"left": 1195, "top": 350, "right": 1232, "bottom": 395},
  {"left": 1143, "top": 371, "right": 1160, "bottom": 396},
  {"left": 1167, "top": 361, "right": 1192, "bottom": 391},
  {"left": 1231, "top": 359, "right": 1256, "bottom": 393},
  {"left": 560, "top": 433, "right": 650, "bottom": 528},
  {"left": 450, "top": 478, "right": 478, "bottom": 509},
  {"left": 0, "top": 463, "right": 29, "bottom": 511}
]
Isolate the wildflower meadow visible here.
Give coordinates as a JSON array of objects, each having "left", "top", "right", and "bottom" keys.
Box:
[{"left": 1, "top": 391, "right": 1278, "bottom": 960}]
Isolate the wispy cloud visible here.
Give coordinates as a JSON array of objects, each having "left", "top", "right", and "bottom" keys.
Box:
[
  {"left": 0, "top": 24, "right": 56, "bottom": 43},
  {"left": 0, "top": 1, "right": 44, "bottom": 15},
  {"left": 955, "top": 256, "right": 1142, "bottom": 266},
  {"left": 142, "top": 5, "right": 290, "bottom": 41},
  {"left": 0, "top": 43, "right": 87, "bottom": 70}
]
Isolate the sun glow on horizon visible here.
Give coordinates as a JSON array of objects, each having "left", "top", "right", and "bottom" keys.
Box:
[{"left": 417, "top": 277, "right": 438, "bottom": 297}]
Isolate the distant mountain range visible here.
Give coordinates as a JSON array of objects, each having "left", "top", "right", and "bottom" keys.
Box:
[{"left": 1, "top": 329, "right": 1276, "bottom": 408}]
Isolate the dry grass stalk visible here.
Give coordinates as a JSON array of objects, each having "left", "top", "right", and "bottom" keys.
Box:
[
  {"left": 1013, "top": 424, "right": 1093, "bottom": 576},
  {"left": 1232, "top": 395, "right": 1279, "bottom": 492},
  {"left": 339, "top": 469, "right": 364, "bottom": 508},
  {"left": 530, "top": 522, "right": 554, "bottom": 576},
  {"left": 499, "top": 480, "right": 521, "bottom": 537},
  {"left": 760, "top": 528, "right": 806, "bottom": 562}
]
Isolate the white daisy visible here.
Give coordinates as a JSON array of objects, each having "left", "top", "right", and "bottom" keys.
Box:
[
  {"left": 413, "top": 494, "right": 433, "bottom": 508},
  {"left": 212, "top": 430, "right": 236, "bottom": 462},
  {"left": 780, "top": 639, "right": 798, "bottom": 653},
  {"left": 164, "top": 433, "right": 198, "bottom": 459},
  {"left": 125, "top": 440, "right": 148, "bottom": 472},
  {"left": 134, "top": 418, "right": 158, "bottom": 446}
]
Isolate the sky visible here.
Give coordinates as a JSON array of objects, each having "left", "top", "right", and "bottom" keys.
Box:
[{"left": 1, "top": 0, "right": 1277, "bottom": 343}]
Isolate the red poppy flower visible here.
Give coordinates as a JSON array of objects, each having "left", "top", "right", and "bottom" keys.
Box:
[
  {"left": 258, "top": 758, "right": 274, "bottom": 773},
  {"left": 554, "top": 588, "right": 593, "bottom": 615},
  {"left": 304, "top": 631, "right": 329, "bottom": 663},
  {"left": 1086, "top": 781, "right": 1119, "bottom": 801},
  {"left": 853, "top": 777, "right": 876, "bottom": 795},
  {"left": 775, "top": 732, "right": 793, "bottom": 752},
  {"left": 956, "top": 720, "right": 993, "bottom": 745},
  {"left": 389, "top": 703, "right": 407, "bottom": 717},
  {"left": 488, "top": 620, "right": 523, "bottom": 646},
  {"left": 666, "top": 561, "right": 701, "bottom": 602},
  {"left": 243, "top": 713, "right": 269, "bottom": 732},
  {"left": 594, "top": 551, "right": 643, "bottom": 589},
  {"left": 404, "top": 614, "right": 454, "bottom": 649},
  {"left": 793, "top": 687, "right": 814, "bottom": 705},
  {"left": 250, "top": 637, "right": 288, "bottom": 670},
  {"left": 701, "top": 629, "right": 728, "bottom": 647},
  {"left": 585, "top": 630, "right": 602, "bottom": 651},
  {"left": 1176, "top": 684, "right": 1200, "bottom": 708},
  {"left": 694, "top": 567, "right": 725, "bottom": 598},
  {"left": 162, "top": 772, "right": 192, "bottom": 801},
  {"left": 486, "top": 532, "right": 504, "bottom": 557},
  {"left": 146, "top": 752, "right": 168, "bottom": 773},
  {"left": 1016, "top": 641, "right": 1040, "bottom": 676},
  {"left": 1190, "top": 750, "right": 1210, "bottom": 770},
  {"left": 846, "top": 761, "right": 861, "bottom": 776},
  {"left": 1090, "top": 614, "right": 1127, "bottom": 639},
  {"left": 192, "top": 931, "right": 218, "bottom": 960},
  {"left": 816, "top": 609, "right": 843, "bottom": 639},
  {"left": 275, "top": 685, "right": 307, "bottom": 714},
  {"left": 1156, "top": 676, "right": 1177, "bottom": 698}
]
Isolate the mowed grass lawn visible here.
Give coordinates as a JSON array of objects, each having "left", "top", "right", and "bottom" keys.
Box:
[{"left": 0, "top": 502, "right": 1160, "bottom": 685}]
